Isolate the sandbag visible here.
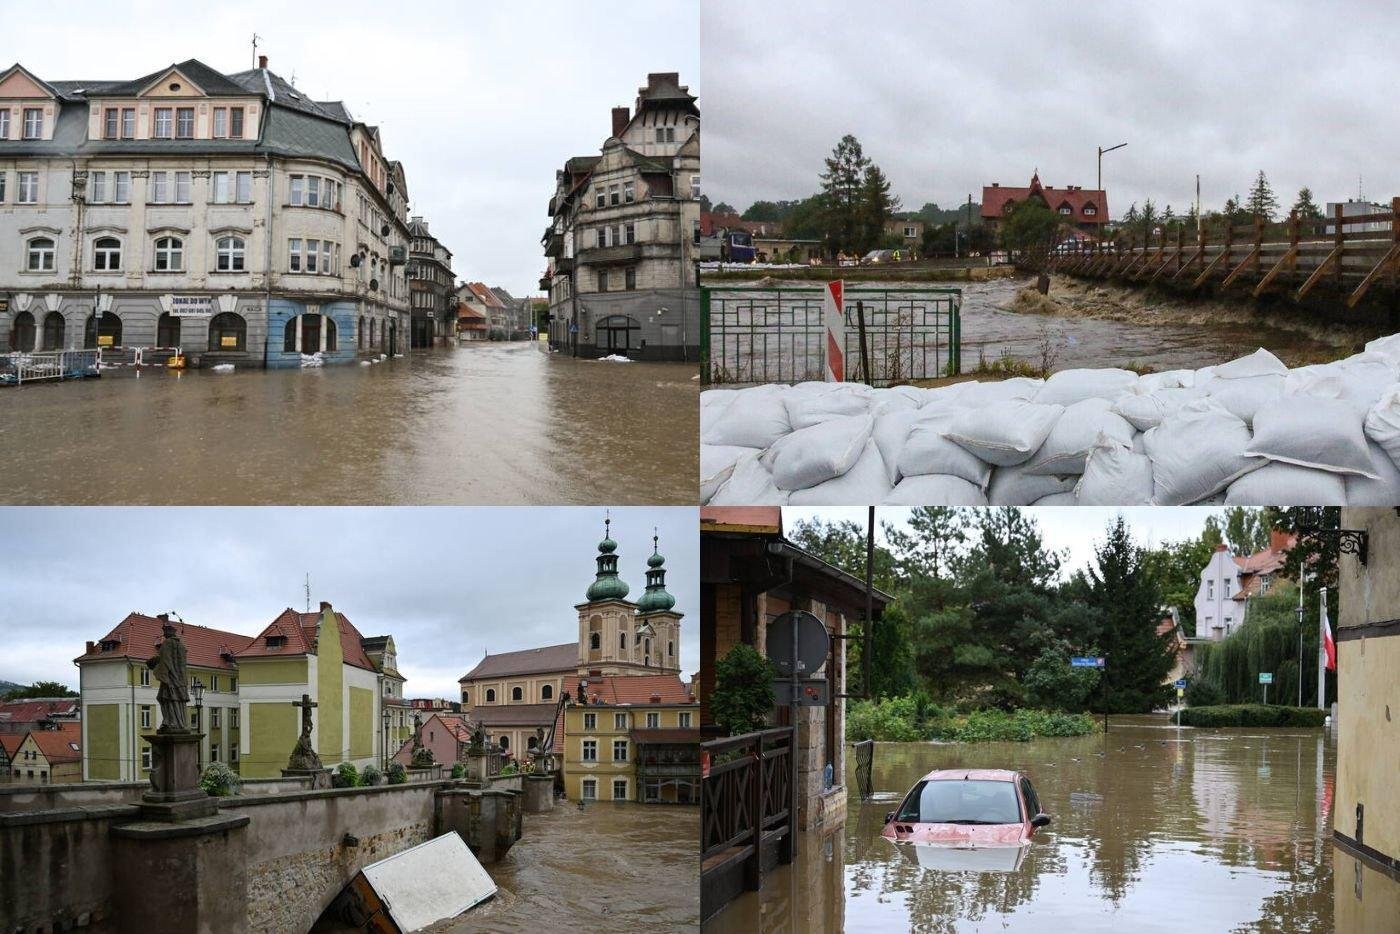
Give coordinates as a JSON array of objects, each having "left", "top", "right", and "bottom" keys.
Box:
[
  {"left": 1133, "top": 369, "right": 1195, "bottom": 393},
  {"left": 788, "top": 441, "right": 892, "bottom": 505},
  {"left": 882, "top": 474, "right": 989, "bottom": 506},
  {"left": 1364, "top": 333, "right": 1400, "bottom": 367},
  {"left": 709, "top": 452, "right": 789, "bottom": 505},
  {"left": 1245, "top": 397, "right": 1377, "bottom": 478},
  {"left": 872, "top": 408, "right": 925, "bottom": 485},
  {"left": 1224, "top": 462, "right": 1346, "bottom": 505},
  {"left": 957, "top": 377, "right": 1043, "bottom": 407},
  {"left": 1076, "top": 435, "right": 1155, "bottom": 505},
  {"left": 1143, "top": 399, "right": 1263, "bottom": 505},
  {"left": 700, "top": 444, "right": 755, "bottom": 504},
  {"left": 1033, "top": 492, "right": 1079, "bottom": 505},
  {"left": 1213, "top": 348, "right": 1287, "bottom": 379},
  {"left": 1364, "top": 387, "right": 1400, "bottom": 467},
  {"left": 763, "top": 415, "right": 873, "bottom": 490},
  {"left": 897, "top": 413, "right": 994, "bottom": 487},
  {"left": 701, "top": 388, "right": 791, "bottom": 448},
  {"left": 987, "top": 463, "right": 1077, "bottom": 506},
  {"left": 785, "top": 388, "right": 872, "bottom": 430},
  {"left": 1207, "top": 374, "right": 1285, "bottom": 426},
  {"left": 1346, "top": 442, "right": 1400, "bottom": 505},
  {"left": 1026, "top": 398, "right": 1135, "bottom": 475},
  {"left": 1033, "top": 368, "right": 1139, "bottom": 406},
  {"left": 945, "top": 400, "right": 1064, "bottom": 467},
  {"left": 1112, "top": 386, "right": 1208, "bottom": 432}
]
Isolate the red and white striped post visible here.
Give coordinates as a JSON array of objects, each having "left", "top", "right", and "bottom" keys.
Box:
[{"left": 823, "top": 279, "right": 845, "bottom": 382}]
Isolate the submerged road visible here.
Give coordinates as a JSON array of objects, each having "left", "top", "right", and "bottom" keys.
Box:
[{"left": 0, "top": 343, "right": 699, "bottom": 505}]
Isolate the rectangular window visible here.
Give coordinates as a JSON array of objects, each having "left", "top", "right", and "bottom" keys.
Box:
[
  {"left": 114, "top": 172, "right": 130, "bottom": 203},
  {"left": 322, "top": 240, "right": 332, "bottom": 274},
  {"left": 609, "top": 184, "right": 620, "bottom": 206},
  {"left": 679, "top": 712, "right": 692, "bottom": 728},
  {"left": 121, "top": 108, "right": 135, "bottom": 139},
  {"left": 104, "top": 108, "right": 119, "bottom": 139},
  {"left": 1207, "top": 581, "right": 1214, "bottom": 600},
  {"left": 230, "top": 677, "right": 237, "bottom": 692},
  {"left": 614, "top": 713, "right": 627, "bottom": 730},
  {"left": 140, "top": 667, "right": 150, "bottom": 686},
  {"left": 624, "top": 223, "right": 635, "bottom": 245},
  {"left": 306, "top": 176, "right": 320, "bottom": 208},
  {"left": 17, "top": 171, "right": 38, "bottom": 203},
  {"left": 612, "top": 740, "right": 628, "bottom": 762},
  {"left": 22, "top": 108, "right": 42, "bottom": 139},
  {"left": 141, "top": 746, "right": 151, "bottom": 770},
  {"left": 230, "top": 746, "right": 239, "bottom": 763},
  {"left": 213, "top": 108, "right": 228, "bottom": 138},
  {"left": 210, "top": 743, "right": 220, "bottom": 762},
  {"left": 176, "top": 107, "right": 194, "bottom": 139},
  {"left": 151, "top": 171, "right": 169, "bottom": 203},
  {"left": 690, "top": 175, "right": 700, "bottom": 199},
  {"left": 153, "top": 107, "right": 172, "bottom": 138},
  {"left": 597, "top": 271, "right": 608, "bottom": 293},
  {"left": 646, "top": 712, "right": 659, "bottom": 728},
  {"left": 0, "top": 110, "right": 9, "bottom": 138},
  {"left": 212, "top": 172, "right": 231, "bottom": 204},
  {"left": 229, "top": 107, "right": 244, "bottom": 138},
  {"left": 583, "top": 713, "right": 596, "bottom": 730},
  {"left": 210, "top": 675, "right": 219, "bottom": 692},
  {"left": 140, "top": 705, "right": 151, "bottom": 729},
  {"left": 230, "top": 708, "right": 239, "bottom": 727},
  {"left": 211, "top": 708, "right": 220, "bottom": 728},
  {"left": 235, "top": 171, "right": 251, "bottom": 203},
  {"left": 582, "top": 739, "right": 597, "bottom": 762},
  {"left": 594, "top": 187, "right": 605, "bottom": 209},
  {"left": 624, "top": 180, "right": 635, "bottom": 203},
  {"left": 625, "top": 267, "right": 636, "bottom": 290},
  {"left": 176, "top": 171, "right": 192, "bottom": 203},
  {"left": 289, "top": 238, "right": 302, "bottom": 272},
  {"left": 612, "top": 779, "right": 627, "bottom": 801},
  {"left": 290, "top": 175, "right": 304, "bottom": 205},
  {"left": 305, "top": 239, "right": 319, "bottom": 274},
  {"left": 582, "top": 779, "right": 597, "bottom": 800}
]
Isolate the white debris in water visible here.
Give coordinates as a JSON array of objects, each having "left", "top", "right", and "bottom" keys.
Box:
[
  {"left": 393, "top": 353, "right": 405, "bottom": 358},
  {"left": 359, "top": 360, "right": 372, "bottom": 366},
  {"left": 379, "top": 353, "right": 388, "bottom": 361},
  {"left": 598, "top": 354, "right": 633, "bottom": 363},
  {"left": 700, "top": 339, "right": 1400, "bottom": 506},
  {"left": 300, "top": 352, "right": 325, "bottom": 368},
  {"left": 211, "top": 363, "right": 236, "bottom": 373}
]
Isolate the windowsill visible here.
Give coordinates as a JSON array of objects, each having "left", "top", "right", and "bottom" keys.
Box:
[
  {"left": 147, "top": 201, "right": 196, "bottom": 207},
  {"left": 17, "top": 269, "right": 59, "bottom": 276},
  {"left": 283, "top": 204, "right": 345, "bottom": 216},
  {"left": 209, "top": 201, "right": 256, "bottom": 207},
  {"left": 209, "top": 269, "right": 250, "bottom": 275},
  {"left": 89, "top": 202, "right": 131, "bottom": 207},
  {"left": 147, "top": 270, "right": 188, "bottom": 275}
]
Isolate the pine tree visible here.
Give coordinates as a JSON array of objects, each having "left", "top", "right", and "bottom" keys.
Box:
[
  {"left": 1121, "top": 202, "right": 1140, "bottom": 226},
  {"left": 1246, "top": 171, "right": 1279, "bottom": 221},
  {"left": 818, "top": 134, "right": 871, "bottom": 253},
  {"left": 858, "top": 163, "right": 900, "bottom": 253},
  {"left": 1292, "top": 187, "right": 1323, "bottom": 221},
  {"left": 1140, "top": 199, "right": 1158, "bottom": 235}
]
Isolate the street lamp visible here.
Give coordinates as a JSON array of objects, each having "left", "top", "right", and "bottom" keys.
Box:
[
  {"left": 1097, "top": 142, "right": 1127, "bottom": 193},
  {"left": 381, "top": 707, "right": 392, "bottom": 770},
  {"left": 191, "top": 678, "right": 205, "bottom": 769}
]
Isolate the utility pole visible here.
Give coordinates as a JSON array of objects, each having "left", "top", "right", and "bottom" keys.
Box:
[
  {"left": 1097, "top": 142, "right": 1127, "bottom": 193},
  {"left": 1296, "top": 567, "right": 1306, "bottom": 707}
]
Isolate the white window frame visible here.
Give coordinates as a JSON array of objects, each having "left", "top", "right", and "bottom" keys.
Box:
[
  {"left": 140, "top": 706, "right": 151, "bottom": 729},
  {"left": 113, "top": 171, "right": 130, "bottom": 204},
  {"left": 175, "top": 107, "right": 194, "bottom": 139},
  {"left": 141, "top": 746, "right": 152, "bottom": 770},
  {"left": 140, "top": 668, "right": 150, "bottom": 687},
  {"left": 216, "top": 236, "right": 246, "bottom": 272},
  {"left": 612, "top": 739, "right": 628, "bottom": 762},
  {"left": 150, "top": 171, "right": 169, "bottom": 204},
  {"left": 93, "top": 237, "right": 122, "bottom": 272},
  {"left": 582, "top": 739, "right": 597, "bottom": 762},
  {"left": 17, "top": 171, "right": 38, "bottom": 204},
  {"left": 153, "top": 236, "right": 183, "bottom": 272},
  {"left": 22, "top": 108, "right": 43, "bottom": 139},
  {"left": 288, "top": 238, "right": 302, "bottom": 272},
  {"left": 210, "top": 707, "right": 220, "bottom": 728},
  {"left": 581, "top": 778, "right": 597, "bottom": 800},
  {"left": 614, "top": 713, "right": 627, "bottom": 730},
  {"left": 679, "top": 712, "right": 692, "bottom": 728},
  {"left": 229, "top": 107, "right": 244, "bottom": 138},
  {"left": 212, "top": 172, "right": 232, "bottom": 204},
  {"left": 624, "top": 180, "right": 635, "bottom": 203},
  {"left": 121, "top": 108, "right": 135, "bottom": 139},
  {"left": 176, "top": 171, "right": 192, "bottom": 203},
  {"left": 213, "top": 108, "right": 228, "bottom": 138},
  {"left": 25, "top": 237, "right": 55, "bottom": 271},
  {"left": 612, "top": 778, "right": 628, "bottom": 801},
  {"left": 153, "top": 107, "right": 173, "bottom": 139},
  {"left": 235, "top": 172, "right": 252, "bottom": 204},
  {"left": 0, "top": 111, "right": 9, "bottom": 139},
  {"left": 646, "top": 712, "right": 659, "bottom": 729},
  {"left": 583, "top": 712, "right": 596, "bottom": 730}
]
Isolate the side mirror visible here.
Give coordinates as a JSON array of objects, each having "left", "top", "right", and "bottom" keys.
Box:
[
  {"left": 885, "top": 811, "right": 896, "bottom": 824},
  {"left": 1030, "top": 813, "right": 1052, "bottom": 829}
]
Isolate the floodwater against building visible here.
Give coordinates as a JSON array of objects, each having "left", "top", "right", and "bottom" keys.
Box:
[
  {"left": 450, "top": 802, "right": 699, "bottom": 932},
  {"left": 704, "top": 716, "right": 1381, "bottom": 933},
  {"left": 0, "top": 343, "right": 698, "bottom": 505}
]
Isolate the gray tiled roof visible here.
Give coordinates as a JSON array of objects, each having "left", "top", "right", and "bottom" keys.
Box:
[
  {"left": 91, "top": 59, "right": 250, "bottom": 97},
  {"left": 227, "top": 68, "right": 346, "bottom": 122},
  {"left": 459, "top": 642, "right": 577, "bottom": 681},
  {"left": 261, "top": 106, "right": 359, "bottom": 169}
]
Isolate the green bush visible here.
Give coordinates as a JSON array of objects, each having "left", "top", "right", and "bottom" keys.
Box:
[
  {"left": 845, "top": 697, "right": 1095, "bottom": 744},
  {"left": 199, "top": 762, "right": 241, "bottom": 797},
  {"left": 711, "top": 644, "right": 777, "bottom": 736},
  {"left": 386, "top": 762, "right": 407, "bottom": 785},
  {"left": 360, "top": 765, "right": 383, "bottom": 787},
  {"left": 450, "top": 763, "right": 465, "bottom": 779},
  {"left": 1176, "top": 705, "right": 1327, "bottom": 728},
  {"left": 1185, "top": 679, "right": 1225, "bottom": 708},
  {"left": 500, "top": 762, "right": 518, "bottom": 776},
  {"left": 332, "top": 762, "right": 360, "bottom": 788},
  {"left": 937, "top": 709, "right": 1097, "bottom": 743}
]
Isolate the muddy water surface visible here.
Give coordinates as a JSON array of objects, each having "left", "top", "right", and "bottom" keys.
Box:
[
  {"left": 705, "top": 715, "right": 1379, "bottom": 933},
  {"left": 0, "top": 343, "right": 698, "bottom": 505}
]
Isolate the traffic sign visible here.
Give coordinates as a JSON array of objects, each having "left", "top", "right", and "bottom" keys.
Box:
[
  {"left": 766, "top": 610, "right": 831, "bottom": 678},
  {"left": 1175, "top": 679, "right": 1187, "bottom": 689},
  {"left": 1259, "top": 672, "right": 1273, "bottom": 684},
  {"left": 1071, "top": 656, "right": 1106, "bottom": 668}
]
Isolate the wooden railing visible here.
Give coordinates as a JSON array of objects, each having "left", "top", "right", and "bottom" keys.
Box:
[
  {"left": 700, "top": 726, "right": 795, "bottom": 924},
  {"left": 1047, "top": 197, "right": 1400, "bottom": 309}
]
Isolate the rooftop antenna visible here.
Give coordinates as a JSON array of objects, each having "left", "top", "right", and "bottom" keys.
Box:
[
  {"left": 251, "top": 33, "right": 262, "bottom": 69},
  {"left": 304, "top": 573, "right": 311, "bottom": 613},
  {"left": 1358, "top": 174, "right": 1365, "bottom": 203}
]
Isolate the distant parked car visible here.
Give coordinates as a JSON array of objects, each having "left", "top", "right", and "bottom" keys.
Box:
[
  {"left": 880, "top": 768, "right": 1050, "bottom": 871},
  {"left": 861, "top": 249, "right": 897, "bottom": 265}
]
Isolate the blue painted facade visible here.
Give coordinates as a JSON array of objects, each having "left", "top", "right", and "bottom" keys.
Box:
[{"left": 265, "top": 299, "right": 360, "bottom": 368}]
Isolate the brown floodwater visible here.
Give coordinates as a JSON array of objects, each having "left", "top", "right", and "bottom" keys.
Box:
[
  {"left": 0, "top": 343, "right": 698, "bottom": 505},
  {"left": 703, "top": 715, "right": 1400, "bottom": 933},
  {"left": 448, "top": 802, "right": 699, "bottom": 932}
]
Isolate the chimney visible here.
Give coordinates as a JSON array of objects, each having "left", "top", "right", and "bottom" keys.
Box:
[
  {"left": 258, "top": 54, "right": 268, "bottom": 69},
  {"left": 992, "top": 182, "right": 1000, "bottom": 188},
  {"left": 1269, "top": 529, "right": 1293, "bottom": 554},
  {"left": 157, "top": 613, "right": 169, "bottom": 622},
  {"left": 611, "top": 107, "right": 629, "bottom": 139},
  {"left": 86, "top": 641, "right": 95, "bottom": 654},
  {"left": 319, "top": 601, "right": 332, "bottom": 612}
]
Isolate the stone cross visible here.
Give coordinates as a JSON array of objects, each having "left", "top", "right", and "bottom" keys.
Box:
[
  {"left": 286, "top": 693, "right": 323, "bottom": 771},
  {"left": 292, "top": 693, "right": 317, "bottom": 742}
]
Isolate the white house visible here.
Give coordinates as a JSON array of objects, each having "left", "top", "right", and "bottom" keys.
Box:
[{"left": 1192, "top": 531, "right": 1296, "bottom": 640}]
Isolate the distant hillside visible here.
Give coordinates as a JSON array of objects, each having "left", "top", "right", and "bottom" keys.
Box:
[{"left": 0, "top": 680, "right": 26, "bottom": 698}]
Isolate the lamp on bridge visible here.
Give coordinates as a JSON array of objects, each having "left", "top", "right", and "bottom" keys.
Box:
[
  {"left": 191, "top": 678, "right": 205, "bottom": 769},
  {"left": 382, "top": 707, "right": 392, "bottom": 769}
]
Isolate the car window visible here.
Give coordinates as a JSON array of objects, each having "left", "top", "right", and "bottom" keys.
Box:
[
  {"left": 897, "top": 779, "right": 1022, "bottom": 824},
  {"left": 1020, "top": 778, "right": 1041, "bottom": 816}
]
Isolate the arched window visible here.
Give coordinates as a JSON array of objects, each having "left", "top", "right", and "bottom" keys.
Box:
[
  {"left": 499, "top": 735, "right": 509, "bottom": 751},
  {"left": 358, "top": 316, "right": 365, "bottom": 349},
  {"left": 153, "top": 236, "right": 183, "bottom": 272},
  {"left": 26, "top": 237, "right": 56, "bottom": 272},
  {"left": 485, "top": 689, "right": 496, "bottom": 703},
  {"left": 668, "top": 641, "right": 674, "bottom": 657},
  {"left": 590, "top": 631, "right": 601, "bottom": 651},
  {"left": 9, "top": 312, "right": 35, "bottom": 352},
  {"left": 208, "top": 312, "right": 246, "bottom": 351},
  {"left": 41, "top": 311, "right": 65, "bottom": 351},
  {"left": 461, "top": 690, "right": 470, "bottom": 705},
  {"left": 215, "top": 236, "right": 245, "bottom": 272},
  {"left": 511, "top": 686, "right": 523, "bottom": 701},
  {"left": 596, "top": 314, "right": 640, "bottom": 353},
  {"left": 527, "top": 735, "right": 538, "bottom": 750},
  {"left": 620, "top": 631, "right": 627, "bottom": 649},
  {"left": 541, "top": 684, "right": 553, "bottom": 700},
  {"left": 324, "top": 317, "right": 337, "bottom": 352},
  {"left": 283, "top": 316, "right": 298, "bottom": 353},
  {"left": 93, "top": 237, "right": 122, "bottom": 271},
  {"left": 84, "top": 312, "right": 122, "bottom": 348},
  {"left": 156, "top": 312, "right": 181, "bottom": 347},
  {"left": 644, "top": 638, "right": 651, "bottom": 664}
]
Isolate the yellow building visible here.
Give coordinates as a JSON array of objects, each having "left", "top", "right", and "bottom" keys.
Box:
[
  {"left": 9, "top": 723, "right": 83, "bottom": 784},
  {"left": 559, "top": 673, "right": 698, "bottom": 804}
]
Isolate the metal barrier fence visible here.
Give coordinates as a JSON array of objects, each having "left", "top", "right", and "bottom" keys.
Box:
[
  {"left": 1, "top": 349, "right": 101, "bottom": 386},
  {"left": 702, "top": 285, "right": 961, "bottom": 386},
  {"left": 853, "top": 739, "right": 874, "bottom": 800}
]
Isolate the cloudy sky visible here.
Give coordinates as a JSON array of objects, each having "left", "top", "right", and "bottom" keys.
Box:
[
  {"left": 0, "top": 507, "right": 698, "bottom": 698},
  {"left": 783, "top": 507, "right": 1229, "bottom": 579},
  {"left": 703, "top": 1, "right": 1399, "bottom": 218},
  {"left": 21, "top": 0, "right": 698, "bottom": 296}
]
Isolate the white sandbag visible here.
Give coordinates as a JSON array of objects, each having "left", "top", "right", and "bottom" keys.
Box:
[
  {"left": 882, "top": 474, "right": 989, "bottom": 506},
  {"left": 1364, "top": 333, "right": 1400, "bottom": 367},
  {"left": 897, "top": 413, "right": 994, "bottom": 487},
  {"left": 1026, "top": 398, "right": 1135, "bottom": 475},
  {"left": 1225, "top": 462, "right": 1346, "bottom": 505},
  {"left": 1364, "top": 387, "right": 1400, "bottom": 467},
  {"left": 1033, "top": 368, "right": 1139, "bottom": 406},
  {"left": 987, "top": 463, "right": 1077, "bottom": 506},
  {"left": 1213, "top": 347, "right": 1287, "bottom": 379},
  {"left": 700, "top": 444, "right": 755, "bottom": 504},
  {"left": 1346, "top": 442, "right": 1400, "bottom": 505},
  {"left": 709, "top": 452, "right": 789, "bottom": 505},
  {"left": 956, "top": 378, "right": 1043, "bottom": 407},
  {"left": 764, "top": 415, "right": 873, "bottom": 490},
  {"left": 701, "top": 388, "right": 792, "bottom": 448},
  {"left": 788, "top": 441, "right": 892, "bottom": 505},
  {"left": 1245, "top": 397, "right": 1377, "bottom": 478},
  {"left": 1033, "top": 492, "right": 1079, "bottom": 505},
  {"left": 1287, "top": 357, "right": 1397, "bottom": 417},
  {"left": 1143, "top": 399, "right": 1263, "bottom": 505},
  {"left": 785, "top": 388, "right": 872, "bottom": 430},
  {"left": 1207, "top": 374, "right": 1285, "bottom": 426},
  {"left": 1076, "top": 435, "right": 1155, "bottom": 505},
  {"left": 872, "top": 408, "right": 925, "bottom": 485},
  {"left": 1133, "top": 369, "right": 1195, "bottom": 393},
  {"left": 946, "top": 400, "right": 1064, "bottom": 467}
]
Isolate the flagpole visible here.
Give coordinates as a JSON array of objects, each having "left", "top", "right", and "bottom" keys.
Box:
[
  {"left": 1296, "top": 567, "right": 1305, "bottom": 708},
  {"left": 1317, "top": 587, "right": 1327, "bottom": 710}
]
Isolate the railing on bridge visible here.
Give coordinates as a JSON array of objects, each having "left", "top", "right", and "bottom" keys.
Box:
[
  {"left": 0, "top": 349, "right": 101, "bottom": 386},
  {"left": 1048, "top": 197, "right": 1400, "bottom": 309},
  {"left": 701, "top": 285, "right": 961, "bottom": 386},
  {"left": 700, "top": 726, "right": 795, "bottom": 924}
]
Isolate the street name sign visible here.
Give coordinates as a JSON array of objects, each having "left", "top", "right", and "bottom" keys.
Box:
[
  {"left": 1071, "top": 657, "right": 1106, "bottom": 668},
  {"left": 1259, "top": 672, "right": 1274, "bottom": 684},
  {"left": 1175, "top": 679, "right": 1187, "bottom": 689}
]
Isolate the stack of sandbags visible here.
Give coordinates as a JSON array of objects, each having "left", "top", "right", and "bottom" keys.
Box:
[{"left": 699, "top": 345, "right": 1400, "bottom": 505}]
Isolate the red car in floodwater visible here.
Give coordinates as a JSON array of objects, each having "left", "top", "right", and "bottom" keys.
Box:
[{"left": 880, "top": 769, "right": 1051, "bottom": 871}]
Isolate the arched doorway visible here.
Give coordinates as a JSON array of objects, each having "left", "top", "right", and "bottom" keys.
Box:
[
  {"left": 208, "top": 312, "right": 246, "bottom": 351},
  {"left": 9, "top": 311, "right": 36, "bottom": 352},
  {"left": 283, "top": 314, "right": 326, "bottom": 353},
  {"left": 388, "top": 322, "right": 397, "bottom": 356},
  {"left": 156, "top": 312, "right": 181, "bottom": 348},
  {"left": 84, "top": 312, "right": 122, "bottom": 349},
  {"left": 596, "top": 315, "right": 640, "bottom": 353},
  {"left": 41, "top": 311, "right": 65, "bottom": 351}
]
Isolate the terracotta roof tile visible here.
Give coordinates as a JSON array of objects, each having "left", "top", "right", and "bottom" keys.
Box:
[
  {"left": 74, "top": 613, "right": 253, "bottom": 670},
  {"left": 982, "top": 174, "right": 1108, "bottom": 226},
  {"left": 0, "top": 699, "right": 79, "bottom": 725},
  {"left": 234, "top": 607, "right": 378, "bottom": 672},
  {"left": 27, "top": 722, "right": 82, "bottom": 765},
  {"left": 574, "top": 674, "right": 694, "bottom": 706}
]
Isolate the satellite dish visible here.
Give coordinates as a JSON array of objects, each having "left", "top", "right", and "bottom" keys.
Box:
[
  {"left": 381, "top": 224, "right": 391, "bottom": 236},
  {"left": 350, "top": 254, "right": 361, "bottom": 267},
  {"left": 369, "top": 278, "right": 379, "bottom": 290},
  {"left": 766, "top": 611, "right": 830, "bottom": 678}
]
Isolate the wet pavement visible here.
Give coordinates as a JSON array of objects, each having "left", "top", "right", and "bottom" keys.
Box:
[
  {"left": 448, "top": 802, "right": 699, "bottom": 932},
  {"left": 0, "top": 343, "right": 698, "bottom": 505},
  {"left": 705, "top": 715, "right": 1399, "bottom": 933}
]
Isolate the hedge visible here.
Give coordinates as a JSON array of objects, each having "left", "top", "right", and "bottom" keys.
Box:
[{"left": 1176, "top": 705, "right": 1327, "bottom": 728}]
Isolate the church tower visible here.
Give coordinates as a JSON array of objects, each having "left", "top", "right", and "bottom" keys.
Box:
[
  {"left": 574, "top": 516, "right": 682, "bottom": 677},
  {"left": 635, "top": 531, "right": 682, "bottom": 674}
]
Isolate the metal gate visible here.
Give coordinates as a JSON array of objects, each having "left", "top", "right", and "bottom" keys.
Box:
[
  {"left": 701, "top": 284, "right": 961, "bottom": 386},
  {"left": 853, "top": 739, "right": 874, "bottom": 800}
]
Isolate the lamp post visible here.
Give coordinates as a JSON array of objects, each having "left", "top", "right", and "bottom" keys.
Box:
[
  {"left": 381, "top": 707, "right": 392, "bottom": 770},
  {"left": 191, "top": 678, "right": 205, "bottom": 769},
  {"left": 1097, "top": 142, "right": 1127, "bottom": 193}
]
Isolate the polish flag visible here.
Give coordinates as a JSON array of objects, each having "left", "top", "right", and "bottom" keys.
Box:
[{"left": 1323, "top": 607, "right": 1336, "bottom": 672}]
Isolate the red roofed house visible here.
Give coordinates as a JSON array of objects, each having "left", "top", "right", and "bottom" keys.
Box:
[
  {"left": 0, "top": 733, "right": 22, "bottom": 782},
  {"left": 0, "top": 697, "right": 80, "bottom": 734},
  {"left": 392, "top": 712, "right": 474, "bottom": 768},
  {"left": 1194, "top": 531, "right": 1297, "bottom": 641},
  {"left": 981, "top": 172, "right": 1108, "bottom": 235},
  {"left": 12, "top": 722, "right": 83, "bottom": 783}
]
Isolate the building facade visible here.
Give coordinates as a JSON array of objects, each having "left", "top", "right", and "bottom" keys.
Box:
[
  {"left": 981, "top": 172, "right": 1108, "bottom": 235},
  {"left": 407, "top": 216, "right": 455, "bottom": 348},
  {"left": 0, "top": 57, "right": 411, "bottom": 366},
  {"left": 1193, "top": 532, "right": 1295, "bottom": 640},
  {"left": 8, "top": 722, "right": 82, "bottom": 784},
  {"left": 0, "top": 697, "right": 80, "bottom": 734},
  {"left": 543, "top": 73, "right": 700, "bottom": 361}
]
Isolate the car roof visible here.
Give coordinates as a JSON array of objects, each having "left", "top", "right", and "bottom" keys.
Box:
[{"left": 918, "top": 768, "right": 1020, "bottom": 782}]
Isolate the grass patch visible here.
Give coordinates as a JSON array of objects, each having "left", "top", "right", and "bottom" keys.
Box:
[
  {"left": 1176, "top": 704, "right": 1326, "bottom": 728},
  {"left": 969, "top": 351, "right": 1046, "bottom": 379}
]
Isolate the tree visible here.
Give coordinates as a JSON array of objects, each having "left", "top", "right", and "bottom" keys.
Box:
[
  {"left": 1246, "top": 171, "right": 1279, "bottom": 221},
  {"left": 1, "top": 680, "right": 78, "bottom": 700},
  {"left": 1080, "top": 517, "right": 1175, "bottom": 712},
  {"left": 1223, "top": 194, "right": 1243, "bottom": 222},
  {"left": 1222, "top": 506, "right": 1282, "bottom": 555},
  {"left": 818, "top": 134, "right": 871, "bottom": 252},
  {"left": 999, "top": 199, "right": 1059, "bottom": 255},
  {"left": 1121, "top": 202, "right": 1140, "bottom": 227},
  {"left": 710, "top": 644, "right": 776, "bottom": 736},
  {"left": 698, "top": 194, "right": 712, "bottom": 213},
  {"left": 858, "top": 164, "right": 901, "bottom": 253},
  {"left": 883, "top": 507, "right": 970, "bottom": 585},
  {"left": 742, "top": 200, "right": 783, "bottom": 222},
  {"left": 1291, "top": 187, "right": 1323, "bottom": 222},
  {"left": 1139, "top": 199, "right": 1158, "bottom": 236},
  {"left": 787, "top": 517, "right": 896, "bottom": 594},
  {"left": 711, "top": 201, "right": 736, "bottom": 216},
  {"left": 1141, "top": 533, "right": 1219, "bottom": 637},
  {"left": 1023, "top": 642, "right": 1101, "bottom": 711},
  {"left": 782, "top": 194, "right": 829, "bottom": 242}
]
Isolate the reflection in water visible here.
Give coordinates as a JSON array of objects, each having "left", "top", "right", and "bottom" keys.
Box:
[
  {"left": 450, "top": 803, "right": 699, "bottom": 933},
  {"left": 703, "top": 716, "right": 1400, "bottom": 933},
  {"left": 0, "top": 344, "right": 698, "bottom": 505}
]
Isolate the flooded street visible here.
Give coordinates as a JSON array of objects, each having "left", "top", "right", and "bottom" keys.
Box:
[
  {"left": 454, "top": 803, "right": 699, "bottom": 932},
  {"left": 703, "top": 715, "right": 1400, "bottom": 933},
  {"left": 0, "top": 343, "right": 698, "bottom": 505}
]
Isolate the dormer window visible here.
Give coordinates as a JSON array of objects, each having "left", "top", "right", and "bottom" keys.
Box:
[
  {"left": 1002, "top": 200, "right": 1016, "bottom": 214},
  {"left": 266, "top": 635, "right": 286, "bottom": 648},
  {"left": 1083, "top": 204, "right": 1098, "bottom": 216},
  {"left": 100, "top": 639, "right": 120, "bottom": 652},
  {"left": 1059, "top": 205, "right": 1072, "bottom": 215},
  {"left": 22, "top": 108, "right": 43, "bottom": 140}
]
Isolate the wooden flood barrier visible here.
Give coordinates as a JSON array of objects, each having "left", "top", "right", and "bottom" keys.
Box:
[{"left": 1048, "top": 197, "right": 1400, "bottom": 310}]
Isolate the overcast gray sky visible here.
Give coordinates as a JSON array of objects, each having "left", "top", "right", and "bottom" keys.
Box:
[
  {"left": 0, "top": 507, "right": 698, "bottom": 698},
  {"left": 783, "top": 507, "right": 1229, "bottom": 579},
  {"left": 703, "top": 1, "right": 1398, "bottom": 218},
  {"left": 20, "top": 0, "right": 699, "bottom": 297}
]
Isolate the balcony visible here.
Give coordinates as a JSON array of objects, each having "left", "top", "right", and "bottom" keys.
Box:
[
  {"left": 543, "top": 232, "right": 563, "bottom": 258},
  {"left": 555, "top": 256, "right": 574, "bottom": 275},
  {"left": 576, "top": 242, "right": 645, "bottom": 266}
]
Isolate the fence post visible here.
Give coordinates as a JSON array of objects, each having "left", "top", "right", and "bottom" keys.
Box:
[
  {"left": 854, "top": 300, "right": 871, "bottom": 386},
  {"left": 744, "top": 734, "right": 763, "bottom": 891},
  {"left": 949, "top": 295, "right": 962, "bottom": 377},
  {"left": 699, "top": 287, "right": 711, "bottom": 387}
]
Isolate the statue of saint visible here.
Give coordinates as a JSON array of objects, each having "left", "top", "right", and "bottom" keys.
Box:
[{"left": 147, "top": 622, "right": 190, "bottom": 733}]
